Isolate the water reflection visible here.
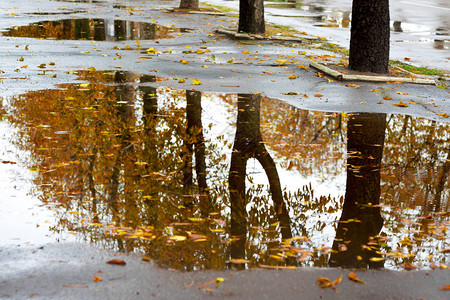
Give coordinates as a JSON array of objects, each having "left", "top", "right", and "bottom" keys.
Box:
[
  {"left": 3, "top": 70, "right": 449, "bottom": 270},
  {"left": 329, "top": 113, "right": 385, "bottom": 268},
  {"left": 2, "top": 19, "right": 188, "bottom": 41},
  {"left": 229, "top": 94, "right": 292, "bottom": 269}
]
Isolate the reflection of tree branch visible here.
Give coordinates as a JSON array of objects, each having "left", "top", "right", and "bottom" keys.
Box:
[
  {"left": 430, "top": 149, "right": 450, "bottom": 212},
  {"left": 229, "top": 94, "right": 292, "bottom": 267},
  {"left": 330, "top": 113, "right": 386, "bottom": 268}
]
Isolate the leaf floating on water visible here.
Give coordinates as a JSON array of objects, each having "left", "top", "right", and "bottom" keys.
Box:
[
  {"left": 168, "top": 235, "right": 187, "bottom": 241},
  {"left": 106, "top": 259, "right": 126, "bottom": 266},
  {"left": 226, "top": 258, "right": 249, "bottom": 264},
  {"left": 288, "top": 75, "right": 299, "bottom": 79},
  {"left": 439, "top": 284, "right": 450, "bottom": 290},
  {"left": 142, "top": 256, "right": 151, "bottom": 262},
  {"left": 192, "top": 80, "right": 202, "bottom": 85},
  {"left": 259, "top": 264, "right": 296, "bottom": 270},
  {"left": 93, "top": 275, "right": 103, "bottom": 282},
  {"left": 348, "top": 272, "right": 366, "bottom": 284}
]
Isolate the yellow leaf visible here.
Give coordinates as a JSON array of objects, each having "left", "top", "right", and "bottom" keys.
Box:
[
  {"left": 369, "top": 257, "right": 385, "bottom": 262},
  {"left": 226, "top": 258, "right": 249, "bottom": 264},
  {"left": 192, "top": 80, "right": 202, "bottom": 85},
  {"left": 168, "top": 235, "right": 187, "bottom": 241},
  {"left": 276, "top": 59, "right": 287, "bottom": 64},
  {"left": 136, "top": 40, "right": 142, "bottom": 47},
  {"left": 196, "top": 49, "right": 205, "bottom": 54},
  {"left": 288, "top": 75, "right": 299, "bottom": 79},
  {"left": 215, "top": 277, "right": 225, "bottom": 287},
  {"left": 123, "top": 46, "right": 133, "bottom": 50},
  {"left": 142, "top": 256, "right": 152, "bottom": 262}
]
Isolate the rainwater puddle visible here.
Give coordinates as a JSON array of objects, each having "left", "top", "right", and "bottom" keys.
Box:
[
  {"left": 2, "top": 19, "right": 191, "bottom": 41},
  {"left": 1, "top": 70, "right": 449, "bottom": 271}
]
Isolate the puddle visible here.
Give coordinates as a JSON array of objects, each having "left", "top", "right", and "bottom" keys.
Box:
[
  {"left": 1, "top": 70, "right": 449, "bottom": 271},
  {"left": 2, "top": 19, "right": 190, "bottom": 41}
]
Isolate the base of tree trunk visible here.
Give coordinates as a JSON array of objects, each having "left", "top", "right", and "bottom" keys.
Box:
[{"left": 348, "top": 0, "right": 390, "bottom": 74}]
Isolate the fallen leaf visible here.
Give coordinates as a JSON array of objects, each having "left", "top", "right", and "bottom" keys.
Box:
[
  {"left": 394, "top": 100, "right": 409, "bottom": 107},
  {"left": 192, "top": 80, "right": 202, "bottom": 85},
  {"left": 314, "top": 94, "right": 323, "bottom": 97},
  {"left": 106, "top": 259, "right": 126, "bottom": 266},
  {"left": 142, "top": 256, "right": 151, "bottom": 262},
  {"left": 197, "top": 279, "right": 216, "bottom": 289},
  {"left": 184, "top": 281, "right": 195, "bottom": 289},
  {"left": 216, "top": 277, "right": 225, "bottom": 287},
  {"left": 348, "top": 272, "right": 366, "bottom": 284},
  {"left": 62, "top": 284, "right": 88, "bottom": 288},
  {"left": 93, "top": 275, "right": 103, "bottom": 282},
  {"left": 439, "top": 284, "right": 450, "bottom": 290},
  {"left": 288, "top": 75, "right": 299, "bottom": 79}
]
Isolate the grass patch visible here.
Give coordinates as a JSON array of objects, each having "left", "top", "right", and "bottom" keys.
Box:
[
  {"left": 201, "top": 3, "right": 237, "bottom": 13},
  {"left": 319, "top": 42, "right": 349, "bottom": 55},
  {"left": 390, "top": 60, "right": 445, "bottom": 77}
]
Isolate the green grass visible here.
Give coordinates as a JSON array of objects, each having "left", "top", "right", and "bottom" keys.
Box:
[{"left": 390, "top": 60, "right": 445, "bottom": 77}]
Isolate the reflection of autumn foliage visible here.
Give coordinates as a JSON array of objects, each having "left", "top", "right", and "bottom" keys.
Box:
[
  {"left": 5, "top": 74, "right": 450, "bottom": 270},
  {"left": 3, "top": 19, "right": 178, "bottom": 41},
  {"left": 260, "top": 97, "right": 346, "bottom": 180}
]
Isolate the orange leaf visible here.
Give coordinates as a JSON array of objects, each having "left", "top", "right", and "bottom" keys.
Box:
[
  {"left": 348, "top": 272, "right": 366, "bottom": 284},
  {"left": 93, "top": 275, "right": 103, "bottom": 282},
  {"left": 394, "top": 100, "right": 409, "bottom": 107},
  {"left": 106, "top": 259, "right": 126, "bottom": 266},
  {"left": 439, "top": 284, "right": 450, "bottom": 290},
  {"left": 314, "top": 94, "right": 323, "bottom": 97}
]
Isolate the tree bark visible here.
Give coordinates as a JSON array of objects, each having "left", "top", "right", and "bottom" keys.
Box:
[
  {"left": 179, "top": 0, "right": 199, "bottom": 10},
  {"left": 238, "top": 0, "right": 265, "bottom": 34},
  {"left": 349, "top": 0, "right": 390, "bottom": 74}
]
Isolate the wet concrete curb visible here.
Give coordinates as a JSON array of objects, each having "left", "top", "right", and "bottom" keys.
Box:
[{"left": 309, "top": 61, "right": 437, "bottom": 85}]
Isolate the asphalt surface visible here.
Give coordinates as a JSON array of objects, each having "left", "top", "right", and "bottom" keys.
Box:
[{"left": 0, "top": 0, "right": 449, "bottom": 299}]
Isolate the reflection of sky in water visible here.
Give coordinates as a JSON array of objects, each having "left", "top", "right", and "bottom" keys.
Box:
[{"left": 0, "top": 121, "right": 75, "bottom": 246}]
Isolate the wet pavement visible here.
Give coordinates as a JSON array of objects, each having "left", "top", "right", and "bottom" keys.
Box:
[
  {"left": 209, "top": 0, "right": 450, "bottom": 72},
  {"left": 0, "top": 0, "right": 449, "bottom": 299}
]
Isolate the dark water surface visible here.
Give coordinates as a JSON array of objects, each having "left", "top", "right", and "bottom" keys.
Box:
[{"left": 2, "top": 70, "right": 449, "bottom": 271}]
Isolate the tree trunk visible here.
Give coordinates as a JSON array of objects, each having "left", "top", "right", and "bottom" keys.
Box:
[
  {"left": 349, "top": 0, "right": 390, "bottom": 74},
  {"left": 179, "top": 0, "right": 199, "bottom": 10},
  {"left": 238, "top": 0, "right": 265, "bottom": 34}
]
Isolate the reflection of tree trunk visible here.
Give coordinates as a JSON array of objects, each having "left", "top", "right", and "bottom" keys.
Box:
[
  {"left": 228, "top": 94, "right": 292, "bottom": 267},
  {"left": 182, "top": 90, "right": 210, "bottom": 214},
  {"left": 114, "top": 20, "right": 128, "bottom": 41},
  {"left": 74, "top": 19, "right": 90, "bottom": 40},
  {"left": 93, "top": 19, "right": 106, "bottom": 41},
  {"left": 329, "top": 113, "right": 386, "bottom": 268}
]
